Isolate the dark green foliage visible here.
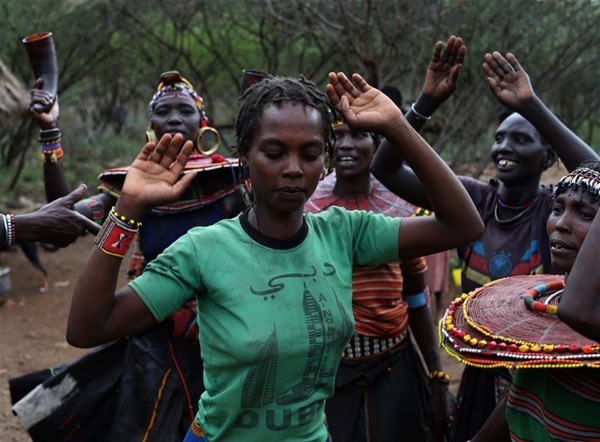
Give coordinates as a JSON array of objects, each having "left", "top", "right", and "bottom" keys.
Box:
[{"left": 0, "top": 0, "right": 598, "bottom": 203}]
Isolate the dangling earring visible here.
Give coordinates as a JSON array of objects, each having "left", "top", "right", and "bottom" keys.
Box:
[
  {"left": 239, "top": 162, "right": 255, "bottom": 206},
  {"left": 145, "top": 128, "right": 157, "bottom": 143}
]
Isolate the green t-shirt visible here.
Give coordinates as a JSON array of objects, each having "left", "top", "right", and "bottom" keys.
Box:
[{"left": 130, "top": 206, "right": 401, "bottom": 441}]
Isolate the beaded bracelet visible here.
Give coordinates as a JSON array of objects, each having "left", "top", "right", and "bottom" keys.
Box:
[
  {"left": 428, "top": 370, "right": 450, "bottom": 384},
  {"left": 94, "top": 210, "right": 139, "bottom": 258},
  {"left": 410, "top": 103, "right": 431, "bottom": 121},
  {"left": 39, "top": 128, "right": 61, "bottom": 142},
  {"left": 41, "top": 147, "right": 64, "bottom": 164},
  {"left": 111, "top": 207, "right": 142, "bottom": 229},
  {"left": 523, "top": 281, "right": 564, "bottom": 315},
  {"left": 3, "top": 213, "right": 16, "bottom": 246},
  {"left": 405, "top": 288, "right": 430, "bottom": 309},
  {"left": 40, "top": 133, "right": 63, "bottom": 164},
  {"left": 0, "top": 214, "right": 7, "bottom": 246}
]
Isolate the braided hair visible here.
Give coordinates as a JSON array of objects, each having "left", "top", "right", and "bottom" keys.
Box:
[
  {"left": 234, "top": 75, "right": 334, "bottom": 160},
  {"left": 554, "top": 160, "right": 600, "bottom": 204}
]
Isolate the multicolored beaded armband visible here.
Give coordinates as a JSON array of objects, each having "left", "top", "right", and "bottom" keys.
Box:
[{"left": 94, "top": 208, "right": 141, "bottom": 258}]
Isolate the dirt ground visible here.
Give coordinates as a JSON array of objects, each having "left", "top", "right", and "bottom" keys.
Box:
[
  {"left": 0, "top": 163, "right": 568, "bottom": 441},
  {"left": 0, "top": 235, "right": 132, "bottom": 441}
]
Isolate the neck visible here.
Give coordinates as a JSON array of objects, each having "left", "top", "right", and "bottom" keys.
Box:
[
  {"left": 497, "top": 182, "right": 542, "bottom": 208},
  {"left": 333, "top": 170, "right": 372, "bottom": 198},
  {"left": 250, "top": 205, "right": 305, "bottom": 239}
]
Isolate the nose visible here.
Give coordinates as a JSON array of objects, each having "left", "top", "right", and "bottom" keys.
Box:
[
  {"left": 283, "top": 153, "right": 303, "bottom": 178},
  {"left": 335, "top": 133, "right": 354, "bottom": 149},
  {"left": 552, "top": 211, "right": 573, "bottom": 233},
  {"left": 167, "top": 112, "right": 182, "bottom": 126}
]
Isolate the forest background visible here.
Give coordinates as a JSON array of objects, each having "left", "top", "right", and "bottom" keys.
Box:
[{"left": 0, "top": 0, "right": 599, "bottom": 202}]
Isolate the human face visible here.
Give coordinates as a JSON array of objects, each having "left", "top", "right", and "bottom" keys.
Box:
[
  {"left": 241, "top": 102, "right": 325, "bottom": 216},
  {"left": 332, "top": 123, "right": 375, "bottom": 178},
  {"left": 149, "top": 95, "right": 200, "bottom": 142},
  {"left": 547, "top": 189, "right": 599, "bottom": 273},
  {"left": 490, "top": 113, "right": 550, "bottom": 186}
]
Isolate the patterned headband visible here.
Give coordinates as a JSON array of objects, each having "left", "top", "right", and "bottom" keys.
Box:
[
  {"left": 148, "top": 71, "right": 209, "bottom": 127},
  {"left": 554, "top": 163, "right": 600, "bottom": 202}
]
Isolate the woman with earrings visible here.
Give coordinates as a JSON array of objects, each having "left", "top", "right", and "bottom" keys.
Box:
[
  {"left": 10, "top": 71, "right": 244, "bottom": 442},
  {"left": 371, "top": 50, "right": 599, "bottom": 442},
  {"left": 63, "top": 71, "right": 483, "bottom": 441}
]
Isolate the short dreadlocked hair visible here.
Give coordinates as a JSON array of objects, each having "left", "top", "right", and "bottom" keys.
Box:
[
  {"left": 234, "top": 75, "right": 334, "bottom": 159},
  {"left": 554, "top": 160, "right": 600, "bottom": 204}
]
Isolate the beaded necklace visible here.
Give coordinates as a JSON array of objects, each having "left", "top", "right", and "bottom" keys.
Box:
[
  {"left": 494, "top": 192, "right": 541, "bottom": 224},
  {"left": 523, "top": 281, "right": 564, "bottom": 315}
]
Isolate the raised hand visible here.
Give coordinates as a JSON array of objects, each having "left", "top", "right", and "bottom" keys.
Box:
[
  {"left": 422, "top": 35, "right": 466, "bottom": 103},
  {"left": 482, "top": 51, "right": 535, "bottom": 111},
  {"left": 29, "top": 78, "right": 59, "bottom": 129},
  {"left": 327, "top": 72, "right": 403, "bottom": 135},
  {"left": 120, "top": 133, "right": 196, "bottom": 213}
]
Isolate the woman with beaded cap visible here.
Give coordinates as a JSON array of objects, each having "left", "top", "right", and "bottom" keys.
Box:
[
  {"left": 61, "top": 67, "right": 484, "bottom": 441},
  {"left": 10, "top": 71, "right": 244, "bottom": 441},
  {"left": 468, "top": 160, "right": 600, "bottom": 441},
  {"left": 371, "top": 49, "right": 599, "bottom": 441}
]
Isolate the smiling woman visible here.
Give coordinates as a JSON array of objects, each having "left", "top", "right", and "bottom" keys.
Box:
[{"left": 371, "top": 50, "right": 599, "bottom": 441}]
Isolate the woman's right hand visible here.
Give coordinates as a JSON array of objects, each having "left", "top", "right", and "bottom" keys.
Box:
[
  {"left": 118, "top": 133, "right": 196, "bottom": 219},
  {"left": 29, "top": 78, "right": 59, "bottom": 129},
  {"left": 422, "top": 35, "right": 466, "bottom": 104}
]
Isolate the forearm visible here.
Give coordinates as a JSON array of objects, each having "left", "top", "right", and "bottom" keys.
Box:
[
  {"left": 67, "top": 197, "right": 154, "bottom": 347},
  {"left": 409, "top": 305, "right": 443, "bottom": 371},
  {"left": 39, "top": 126, "right": 70, "bottom": 201},
  {"left": 371, "top": 94, "right": 445, "bottom": 209},
  {"left": 371, "top": 138, "right": 432, "bottom": 209},
  {"left": 383, "top": 116, "right": 482, "bottom": 243},
  {"left": 517, "top": 96, "right": 598, "bottom": 171}
]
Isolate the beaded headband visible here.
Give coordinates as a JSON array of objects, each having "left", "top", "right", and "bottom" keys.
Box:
[
  {"left": 554, "top": 163, "right": 600, "bottom": 203},
  {"left": 440, "top": 274, "right": 600, "bottom": 370},
  {"left": 149, "top": 71, "right": 209, "bottom": 127}
]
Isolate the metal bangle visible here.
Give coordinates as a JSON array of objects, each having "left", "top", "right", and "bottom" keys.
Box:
[{"left": 410, "top": 102, "right": 431, "bottom": 121}]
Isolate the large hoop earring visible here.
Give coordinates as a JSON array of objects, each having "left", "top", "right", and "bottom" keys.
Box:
[
  {"left": 195, "top": 126, "right": 221, "bottom": 156},
  {"left": 145, "top": 128, "right": 157, "bottom": 143}
]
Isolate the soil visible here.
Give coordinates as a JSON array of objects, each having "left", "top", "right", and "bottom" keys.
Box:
[
  {"left": 0, "top": 163, "right": 568, "bottom": 441},
  {"left": 0, "top": 236, "right": 132, "bottom": 441}
]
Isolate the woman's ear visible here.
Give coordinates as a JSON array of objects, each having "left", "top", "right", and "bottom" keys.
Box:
[{"left": 543, "top": 148, "right": 558, "bottom": 170}]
